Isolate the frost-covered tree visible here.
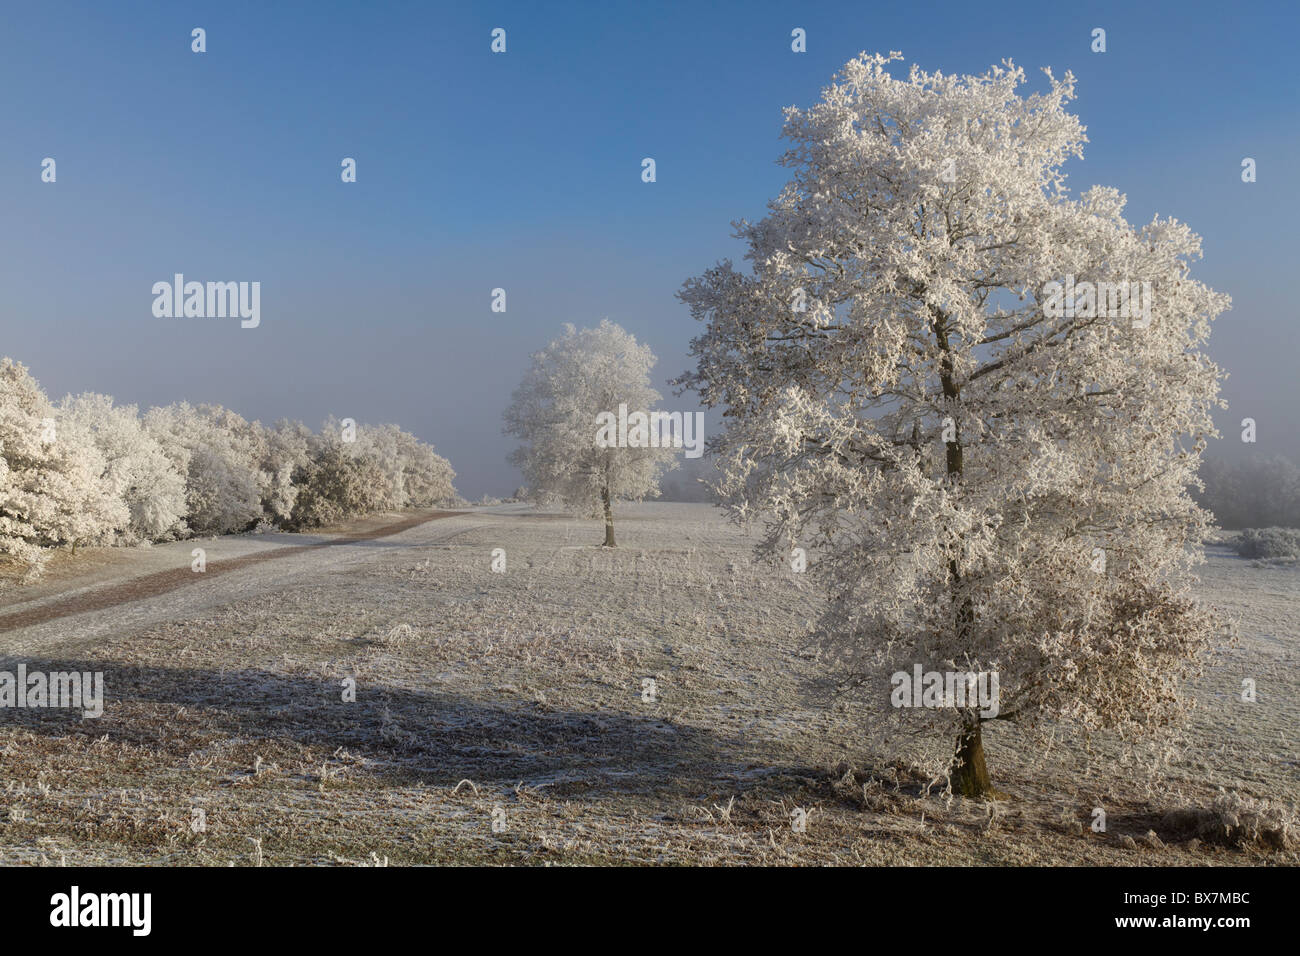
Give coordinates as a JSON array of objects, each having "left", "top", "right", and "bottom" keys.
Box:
[
  {"left": 389, "top": 427, "right": 456, "bottom": 507},
  {"left": 144, "top": 403, "right": 265, "bottom": 535},
  {"left": 504, "top": 320, "right": 677, "bottom": 546},
  {"left": 343, "top": 421, "right": 407, "bottom": 510},
  {"left": 0, "top": 359, "right": 122, "bottom": 572},
  {"left": 314, "top": 419, "right": 456, "bottom": 513},
  {"left": 0, "top": 362, "right": 49, "bottom": 570},
  {"left": 288, "top": 443, "right": 387, "bottom": 529},
  {"left": 3, "top": 359, "right": 460, "bottom": 573},
  {"left": 57, "top": 393, "right": 187, "bottom": 541},
  {"left": 677, "top": 54, "right": 1229, "bottom": 797},
  {"left": 261, "top": 419, "right": 315, "bottom": 525}
]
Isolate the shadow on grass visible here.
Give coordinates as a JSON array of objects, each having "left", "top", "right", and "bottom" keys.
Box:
[{"left": 0, "top": 656, "right": 730, "bottom": 796}]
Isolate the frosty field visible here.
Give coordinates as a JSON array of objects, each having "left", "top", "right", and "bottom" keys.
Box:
[{"left": 0, "top": 503, "right": 1295, "bottom": 866}]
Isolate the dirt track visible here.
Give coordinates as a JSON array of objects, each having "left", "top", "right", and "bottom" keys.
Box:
[{"left": 0, "top": 511, "right": 462, "bottom": 634}]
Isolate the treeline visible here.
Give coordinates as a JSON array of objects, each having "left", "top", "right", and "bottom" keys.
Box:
[
  {"left": 1196, "top": 455, "right": 1300, "bottom": 529},
  {"left": 0, "top": 357, "right": 456, "bottom": 578}
]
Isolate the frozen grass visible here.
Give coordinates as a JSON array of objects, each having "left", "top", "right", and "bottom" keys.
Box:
[{"left": 0, "top": 504, "right": 1295, "bottom": 865}]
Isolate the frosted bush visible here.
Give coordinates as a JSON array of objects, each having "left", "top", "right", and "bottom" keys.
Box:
[
  {"left": 57, "top": 393, "right": 187, "bottom": 542},
  {"left": 145, "top": 403, "right": 265, "bottom": 535},
  {"left": 289, "top": 445, "right": 387, "bottom": 529},
  {"left": 1, "top": 359, "right": 123, "bottom": 573},
  {"left": 1233, "top": 527, "right": 1300, "bottom": 561},
  {"left": 1162, "top": 791, "right": 1296, "bottom": 850}
]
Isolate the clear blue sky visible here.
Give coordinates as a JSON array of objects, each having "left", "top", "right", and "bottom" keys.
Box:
[{"left": 2, "top": 0, "right": 1296, "bottom": 496}]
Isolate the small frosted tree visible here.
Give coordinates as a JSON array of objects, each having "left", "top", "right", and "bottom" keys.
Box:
[
  {"left": 677, "top": 54, "right": 1229, "bottom": 797},
  {"left": 504, "top": 320, "right": 677, "bottom": 546}
]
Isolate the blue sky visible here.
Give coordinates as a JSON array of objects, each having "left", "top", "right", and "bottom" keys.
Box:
[{"left": 2, "top": 0, "right": 1296, "bottom": 496}]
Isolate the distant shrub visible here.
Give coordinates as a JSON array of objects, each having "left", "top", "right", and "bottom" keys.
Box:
[
  {"left": 262, "top": 419, "right": 315, "bottom": 526},
  {"left": 1233, "top": 527, "right": 1300, "bottom": 561}
]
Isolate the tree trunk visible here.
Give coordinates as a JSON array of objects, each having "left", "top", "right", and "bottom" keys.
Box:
[
  {"left": 601, "top": 472, "right": 616, "bottom": 548},
  {"left": 932, "top": 305, "right": 1002, "bottom": 800},
  {"left": 951, "top": 719, "right": 1003, "bottom": 799}
]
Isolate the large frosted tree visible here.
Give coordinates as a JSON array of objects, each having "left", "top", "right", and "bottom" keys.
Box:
[
  {"left": 504, "top": 320, "right": 677, "bottom": 546},
  {"left": 677, "top": 54, "right": 1229, "bottom": 797}
]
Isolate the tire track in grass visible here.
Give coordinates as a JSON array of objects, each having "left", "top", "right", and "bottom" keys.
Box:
[{"left": 0, "top": 510, "right": 464, "bottom": 633}]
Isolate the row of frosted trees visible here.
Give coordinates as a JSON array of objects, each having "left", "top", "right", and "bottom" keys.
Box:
[{"left": 0, "top": 357, "right": 456, "bottom": 578}]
